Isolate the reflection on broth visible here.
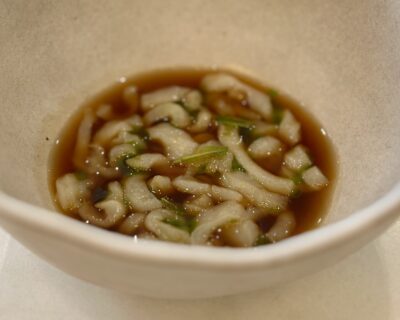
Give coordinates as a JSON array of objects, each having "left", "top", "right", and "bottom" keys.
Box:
[{"left": 48, "top": 68, "right": 337, "bottom": 247}]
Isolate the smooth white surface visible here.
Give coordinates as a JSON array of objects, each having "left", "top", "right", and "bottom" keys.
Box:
[{"left": 0, "top": 221, "right": 399, "bottom": 320}]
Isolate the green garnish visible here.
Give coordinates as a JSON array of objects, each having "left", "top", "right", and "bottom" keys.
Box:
[
  {"left": 129, "top": 125, "right": 150, "bottom": 141},
  {"left": 267, "top": 89, "right": 279, "bottom": 98},
  {"left": 129, "top": 140, "right": 147, "bottom": 153},
  {"left": 292, "top": 171, "right": 304, "bottom": 185},
  {"left": 74, "top": 171, "right": 87, "bottom": 181},
  {"left": 161, "top": 197, "right": 185, "bottom": 215},
  {"left": 272, "top": 106, "right": 284, "bottom": 124},
  {"left": 255, "top": 234, "right": 272, "bottom": 246},
  {"left": 116, "top": 156, "right": 143, "bottom": 176},
  {"left": 216, "top": 115, "right": 255, "bottom": 129},
  {"left": 174, "top": 146, "right": 228, "bottom": 165},
  {"left": 291, "top": 164, "right": 313, "bottom": 185},
  {"left": 163, "top": 215, "right": 197, "bottom": 233},
  {"left": 231, "top": 157, "right": 245, "bottom": 172},
  {"left": 161, "top": 197, "right": 197, "bottom": 233}
]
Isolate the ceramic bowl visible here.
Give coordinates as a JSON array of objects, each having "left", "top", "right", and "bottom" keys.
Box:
[{"left": 0, "top": 0, "right": 399, "bottom": 299}]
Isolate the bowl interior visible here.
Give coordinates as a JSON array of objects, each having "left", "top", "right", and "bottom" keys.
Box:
[{"left": 0, "top": 0, "right": 399, "bottom": 226}]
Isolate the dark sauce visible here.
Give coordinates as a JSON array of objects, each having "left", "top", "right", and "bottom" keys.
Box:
[{"left": 48, "top": 67, "right": 337, "bottom": 238}]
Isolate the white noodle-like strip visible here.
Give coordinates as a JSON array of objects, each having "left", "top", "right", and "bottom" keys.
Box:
[
  {"left": 173, "top": 176, "right": 211, "bottom": 195},
  {"left": 93, "top": 120, "right": 132, "bottom": 146},
  {"left": 78, "top": 181, "right": 126, "bottom": 228},
  {"left": 141, "top": 86, "right": 191, "bottom": 111},
  {"left": 147, "top": 123, "right": 198, "bottom": 160},
  {"left": 210, "top": 185, "right": 243, "bottom": 202},
  {"left": 191, "top": 201, "right": 245, "bottom": 245},
  {"left": 218, "top": 125, "right": 295, "bottom": 195},
  {"left": 73, "top": 109, "right": 96, "bottom": 168},
  {"left": 184, "top": 194, "right": 214, "bottom": 215},
  {"left": 248, "top": 136, "right": 283, "bottom": 159},
  {"left": 108, "top": 144, "right": 139, "bottom": 165},
  {"left": 124, "top": 175, "right": 162, "bottom": 212},
  {"left": 220, "top": 171, "right": 288, "bottom": 211},
  {"left": 187, "top": 109, "right": 212, "bottom": 133},
  {"left": 145, "top": 209, "right": 190, "bottom": 244},
  {"left": 148, "top": 175, "right": 174, "bottom": 196},
  {"left": 201, "top": 73, "right": 273, "bottom": 120},
  {"left": 126, "top": 153, "right": 169, "bottom": 171},
  {"left": 222, "top": 220, "right": 260, "bottom": 247},
  {"left": 182, "top": 90, "right": 203, "bottom": 111},
  {"left": 117, "top": 213, "right": 146, "bottom": 235},
  {"left": 278, "top": 110, "right": 301, "bottom": 146},
  {"left": 143, "top": 102, "right": 191, "bottom": 128},
  {"left": 85, "top": 144, "right": 119, "bottom": 178},
  {"left": 56, "top": 173, "right": 89, "bottom": 212},
  {"left": 302, "top": 166, "right": 329, "bottom": 191},
  {"left": 111, "top": 132, "right": 143, "bottom": 146},
  {"left": 283, "top": 145, "right": 312, "bottom": 171},
  {"left": 267, "top": 211, "right": 296, "bottom": 242},
  {"left": 96, "top": 104, "right": 114, "bottom": 120}
]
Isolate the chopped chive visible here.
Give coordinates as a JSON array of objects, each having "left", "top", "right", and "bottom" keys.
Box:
[
  {"left": 74, "top": 171, "right": 87, "bottom": 181},
  {"left": 216, "top": 115, "right": 255, "bottom": 129},
  {"left": 129, "top": 125, "right": 150, "bottom": 141},
  {"left": 174, "top": 146, "right": 228, "bottom": 165},
  {"left": 272, "top": 106, "right": 284, "bottom": 124},
  {"left": 231, "top": 157, "right": 245, "bottom": 172},
  {"left": 292, "top": 171, "right": 304, "bottom": 185},
  {"left": 255, "top": 234, "right": 272, "bottom": 246},
  {"left": 116, "top": 156, "right": 143, "bottom": 176},
  {"left": 163, "top": 215, "right": 197, "bottom": 233},
  {"left": 161, "top": 197, "right": 185, "bottom": 215},
  {"left": 267, "top": 89, "right": 279, "bottom": 98}
]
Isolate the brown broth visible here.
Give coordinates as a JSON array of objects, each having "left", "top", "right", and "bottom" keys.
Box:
[{"left": 48, "top": 67, "right": 338, "bottom": 241}]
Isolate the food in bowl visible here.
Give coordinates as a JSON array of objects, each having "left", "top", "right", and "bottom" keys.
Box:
[{"left": 49, "top": 68, "right": 337, "bottom": 247}]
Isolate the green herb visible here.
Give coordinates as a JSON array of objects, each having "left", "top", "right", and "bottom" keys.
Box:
[
  {"left": 267, "top": 89, "right": 279, "bottom": 98},
  {"left": 216, "top": 115, "right": 255, "bottom": 129},
  {"left": 231, "top": 157, "right": 245, "bottom": 172},
  {"left": 255, "top": 234, "right": 272, "bottom": 246},
  {"left": 161, "top": 197, "right": 185, "bottom": 215},
  {"left": 291, "top": 164, "right": 313, "bottom": 185},
  {"left": 163, "top": 215, "right": 197, "bottom": 233},
  {"left": 116, "top": 156, "right": 143, "bottom": 176},
  {"left": 91, "top": 186, "right": 108, "bottom": 204},
  {"left": 129, "top": 140, "right": 147, "bottom": 153},
  {"left": 272, "top": 106, "right": 284, "bottom": 124},
  {"left": 74, "top": 171, "right": 87, "bottom": 181},
  {"left": 195, "top": 163, "right": 208, "bottom": 174},
  {"left": 292, "top": 171, "right": 304, "bottom": 185},
  {"left": 130, "top": 125, "right": 150, "bottom": 141},
  {"left": 174, "top": 146, "right": 228, "bottom": 165}
]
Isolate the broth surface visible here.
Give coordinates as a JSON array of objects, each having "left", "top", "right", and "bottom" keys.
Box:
[{"left": 49, "top": 67, "right": 337, "bottom": 247}]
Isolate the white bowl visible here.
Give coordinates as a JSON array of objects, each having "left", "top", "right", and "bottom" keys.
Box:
[{"left": 0, "top": 1, "right": 399, "bottom": 299}]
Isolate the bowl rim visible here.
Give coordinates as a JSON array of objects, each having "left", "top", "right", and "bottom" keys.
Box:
[{"left": 0, "top": 182, "right": 399, "bottom": 271}]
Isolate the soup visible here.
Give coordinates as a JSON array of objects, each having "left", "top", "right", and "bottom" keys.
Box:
[{"left": 49, "top": 68, "right": 337, "bottom": 247}]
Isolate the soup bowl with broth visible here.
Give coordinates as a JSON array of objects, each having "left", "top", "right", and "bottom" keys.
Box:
[{"left": 0, "top": 1, "right": 399, "bottom": 299}]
